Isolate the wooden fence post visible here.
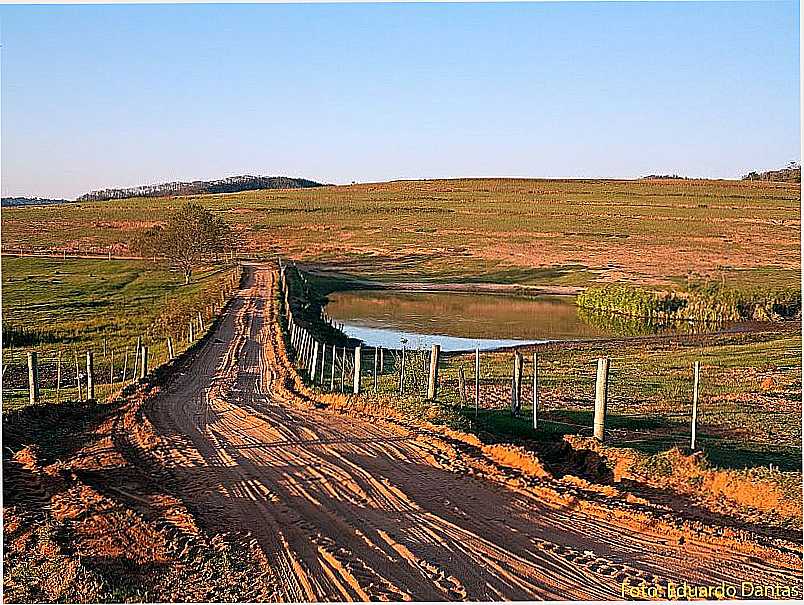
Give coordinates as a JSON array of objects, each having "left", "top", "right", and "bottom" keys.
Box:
[
  {"left": 56, "top": 350, "right": 62, "bottom": 404},
  {"left": 458, "top": 366, "right": 467, "bottom": 406},
  {"left": 330, "top": 344, "right": 336, "bottom": 391},
  {"left": 593, "top": 357, "right": 609, "bottom": 441},
  {"left": 189, "top": 321, "right": 194, "bottom": 342},
  {"left": 27, "top": 352, "right": 40, "bottom": 405},
  {"left": 691, "top": 361, "right": 700, "bottom": 450},
  {"left": 86, "top": 351, "right": 95, "bottom": 402},
  {"left": 296, "top": 327, "right": 303, "bottom": 358},
  {"left": 399, "top": 345, "right": 406, "bottom": 394},
  {"left": 122, "top": 347, "right": 129, "bottom": 385},
  {"left": 427, "top": 344, "right": 441, "bottom": 400},
  {"left": 513, "top": 351, "right": 523, "bottom": 416},
  {"left": 373, "top": 347, "right": 378, "bottom": 392},
  {"left": 134, "top": 336, "right": 142, "bottom": 379},
  {"left": 340, "top": 347, "right": 346, "bottom": 393},
  {"left": 475, "top": 347, "right": 480, "bottom": 419},
  {"left": 320, "top": 344, "right": 327, "bottom": 384},
  {"left": 198, "top": 311, "right": 204, "bottom": 332},
  {"left": 311, "top": 341, "right": 320, "bottom": 382},
  {"left": 532, "top": 352, "right": 539, "bottom": 430},
  {"left": 74, "top": 350, "right": 82, "bottom": 401},
  {"left": 167, "top": 337, "right": 174, "bottom": 360},
  {"left": 140, "top": 346, "right": 149, "bottom": 379},
  {"left": 353, "top": 346, "right": 362, "bottom": 394}
]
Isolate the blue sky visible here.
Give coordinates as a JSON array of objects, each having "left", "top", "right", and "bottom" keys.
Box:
[{"left": 1, "top": 1, "right": 800, "bottom": 198}]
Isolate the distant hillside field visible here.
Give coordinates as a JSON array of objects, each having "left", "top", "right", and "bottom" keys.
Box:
[
  {"left": 76, "top": 174, "right": 323, "bottom": 202},
  {"left": 1, "top": 178, "right": 799, "bottom": 287}
]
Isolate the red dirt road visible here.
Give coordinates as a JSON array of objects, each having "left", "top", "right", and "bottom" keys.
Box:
[{"left": 143, "top": 265, "right": 801, "bottom": 601}]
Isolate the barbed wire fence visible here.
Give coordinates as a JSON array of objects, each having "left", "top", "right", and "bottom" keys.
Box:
[
  {"left": 2, "top": 266, "right": 243, "bottom": 411},
  {"left": 279, "top": 262, "right": 800, "bottom": 466}
]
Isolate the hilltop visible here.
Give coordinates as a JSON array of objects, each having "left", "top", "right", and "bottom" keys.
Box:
[
  {"left": 76, "top": 174, "right": 324, "bottom": 202},
  {"left": 2, "top": 178, "right": 799, "bottom": 289},
  {"left": 742, "top": 161, "right": 801, "bottom": 183}
]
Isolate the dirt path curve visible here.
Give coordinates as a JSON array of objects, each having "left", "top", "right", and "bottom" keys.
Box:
[{"left": 144, "top": 264, "right": 800, "bottom": 602}]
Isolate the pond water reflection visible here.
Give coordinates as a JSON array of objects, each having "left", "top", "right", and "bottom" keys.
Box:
[{"left": 325, "top": 290, "right": 720, "bottom": 351}]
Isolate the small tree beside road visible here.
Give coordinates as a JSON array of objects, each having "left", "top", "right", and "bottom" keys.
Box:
[{"left": 130, "top": 203, "right": 232, "bottom": 284}]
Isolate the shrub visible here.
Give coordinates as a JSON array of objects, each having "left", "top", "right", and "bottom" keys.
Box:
[{"left": 577, "top": 283, "right": 801, "bottom": 322}]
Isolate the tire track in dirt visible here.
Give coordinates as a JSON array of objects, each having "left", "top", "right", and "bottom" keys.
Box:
[{"left": 143, "top": 264, "right": 802, "bottom": 601}]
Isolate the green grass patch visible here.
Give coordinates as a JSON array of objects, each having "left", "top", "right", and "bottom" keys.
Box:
[{"left": 2, "top": 256, "right": 239, "bottom": 412}]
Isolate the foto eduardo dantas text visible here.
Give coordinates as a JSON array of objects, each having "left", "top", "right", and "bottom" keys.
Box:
[{"left": 621, "top": 580, "right": 801, "bottom": 600}]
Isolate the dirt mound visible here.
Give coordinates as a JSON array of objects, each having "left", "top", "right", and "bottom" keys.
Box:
[{"left": 564, "top": 435, "right": 803, "bottom": 531}]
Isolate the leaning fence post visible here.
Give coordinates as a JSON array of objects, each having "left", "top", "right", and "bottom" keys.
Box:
[
  {"left": 475, "top": 347, "right": 480, "bottom": 419},
  {"left": 532, "top": 352, "right": 539, "bottom": 430},
  {"left": 140, "top": 346, "right": 149, "bottom": 379},
  {"left": 353, "top": 346, "right": 362, "bottom": 394},
  {"left": 167, "top": 337, "right": 174, "bottom": 360},
  {"left": 427, "top": 344, "right": 441, "bottom": 400},
  {"left": 86, "top": 351, "right": 95, "bottom": 401},
  {"left": 133, "top": 336, "right": 142, "bottom": 379},
  {"left": 122, "top": 347, "right": 129, "bottom": 385},
  {"left": 319, "top": 344, "right": 327, "bottom": 384},
  {"left": 593, "top": 357, "right": 610, "bottom": 441},
  {"left": 27, "top": 352, "right": 40, "bottom": 405},
  {"left": 74, "top": 350, "right": 82, "bottom": 401},
  {"left": 691, "top": 361, "right": 700, "bottom": 450}
]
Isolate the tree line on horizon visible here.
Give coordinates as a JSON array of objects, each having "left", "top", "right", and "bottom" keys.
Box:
[
  {"left": 76, "top": 174, "right": 324, "bottom": 202},
  {"left": 742, "top": 161, "right": 801, "bottom": 183}
]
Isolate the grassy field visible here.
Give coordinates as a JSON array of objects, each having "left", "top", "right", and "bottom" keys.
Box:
[
  {"left": 282, "top": 262, "right": 801, "bottom": 473},
  {"left": 3, "top": 178, "right": 800, "bottom": 466},
  {"left": 2, "top": 256, "right": 238, "bottom": 411},
  {"left": 310, "top": 327, "right": 801, "bottom": 472},
  {"left": 439, "top": 331, "right": 801, "bottom": 470},
  {"left": 1, "top": 178, "right": 800, "bottom": 287}
]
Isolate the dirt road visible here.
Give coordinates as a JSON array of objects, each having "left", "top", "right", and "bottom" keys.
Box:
[{"left": 142, "top": 265, "right": 800, "bottom": 601}]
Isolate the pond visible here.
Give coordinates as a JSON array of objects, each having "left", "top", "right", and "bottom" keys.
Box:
[{"left": 325, "top": 290, "right": 718, "bottom": 351}]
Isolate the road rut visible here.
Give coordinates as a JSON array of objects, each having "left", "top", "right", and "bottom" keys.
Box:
[{"left": 145, "top": 265, "right": 801, "bottom": 601}]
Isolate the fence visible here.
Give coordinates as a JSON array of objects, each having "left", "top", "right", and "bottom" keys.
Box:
[
  {"left": 2, "top": 267, "right": 243, "bottom": 411},
  {"left": 1, "top": 244, "right": 242, "bottom": 262},
  {"left": 279, "top": 264, "right": 801, "bottom": 469}
]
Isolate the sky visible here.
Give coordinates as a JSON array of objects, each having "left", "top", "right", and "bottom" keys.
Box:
[{"left": 0, "top": 1, "right": 800, "bottom": 199}]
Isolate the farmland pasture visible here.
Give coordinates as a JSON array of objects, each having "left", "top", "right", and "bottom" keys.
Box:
[
  {"left": 1, "top": 178, "right": 800, "bottom": 287},
  {"left": 1, "top": 256, "right": 238, "bottom": 410}
]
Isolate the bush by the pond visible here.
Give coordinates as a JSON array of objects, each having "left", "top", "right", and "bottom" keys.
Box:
[
  {"left": 576, "top": 307, "right": 707, "bottom": 337},
  {"left": 577, "top": 283, "right": 801, "bottom": 322},
  {"left": 2, "top": 322, "right": 59, "bottom": 347}
]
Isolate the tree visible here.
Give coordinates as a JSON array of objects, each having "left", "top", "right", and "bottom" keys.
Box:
[{"left": 130, "top": 203, "right": 232, "bottom": 284}]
